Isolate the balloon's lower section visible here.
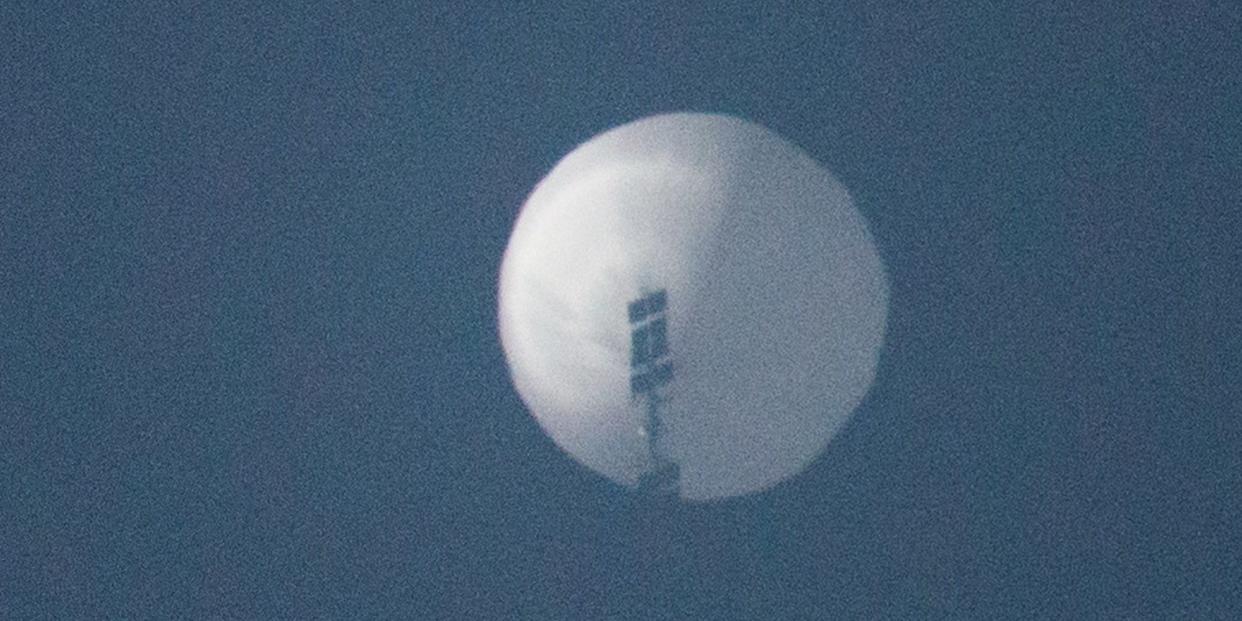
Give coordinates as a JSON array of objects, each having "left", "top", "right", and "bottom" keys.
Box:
[{"left": 498, "top": 113, "right": 888, "bottom": 501}]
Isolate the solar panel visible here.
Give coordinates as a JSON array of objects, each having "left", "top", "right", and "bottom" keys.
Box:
[
  {"left": 630, "top": 317, "right": 668, "bottom": 368},
  {"left": 630, "top": 361, "right": 673, "bottom": 394},
  {"left": 627, "top": 289, "right": 667, "bottom": 323}
]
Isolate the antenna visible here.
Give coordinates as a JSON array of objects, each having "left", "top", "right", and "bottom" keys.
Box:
[{"left": 628, "top": 289, "right": 679, "bottom": 495}]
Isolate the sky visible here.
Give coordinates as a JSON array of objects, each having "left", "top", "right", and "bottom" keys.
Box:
[{"left": 2, "top": 2, "right": 1239, "bottom": 618}]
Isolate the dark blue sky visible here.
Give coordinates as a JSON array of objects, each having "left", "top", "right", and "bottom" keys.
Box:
[{"left": 2, "top": 3, "right": 1239, "bottom": 618}]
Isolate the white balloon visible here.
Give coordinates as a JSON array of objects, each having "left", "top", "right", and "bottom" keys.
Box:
[{"left": 498, "top": 113, "right": 888, "bottom": 501}]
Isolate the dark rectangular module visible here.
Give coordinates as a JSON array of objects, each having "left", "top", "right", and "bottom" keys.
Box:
[{"left": 627, "top": 289, "right": 667, "bottom": 324}]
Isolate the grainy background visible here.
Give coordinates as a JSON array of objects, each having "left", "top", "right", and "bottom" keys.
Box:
[{"left": 2, "top": 3, "right": 1238, "bottom": 618}]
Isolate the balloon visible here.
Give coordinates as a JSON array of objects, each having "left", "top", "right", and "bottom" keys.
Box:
[{"left": 498, "top": 113, "right": 888, "bottom": 501}]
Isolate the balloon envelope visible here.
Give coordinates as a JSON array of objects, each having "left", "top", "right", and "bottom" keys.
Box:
[{"left": 498, "top": 113, "right": 888, "bottom": 501}]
